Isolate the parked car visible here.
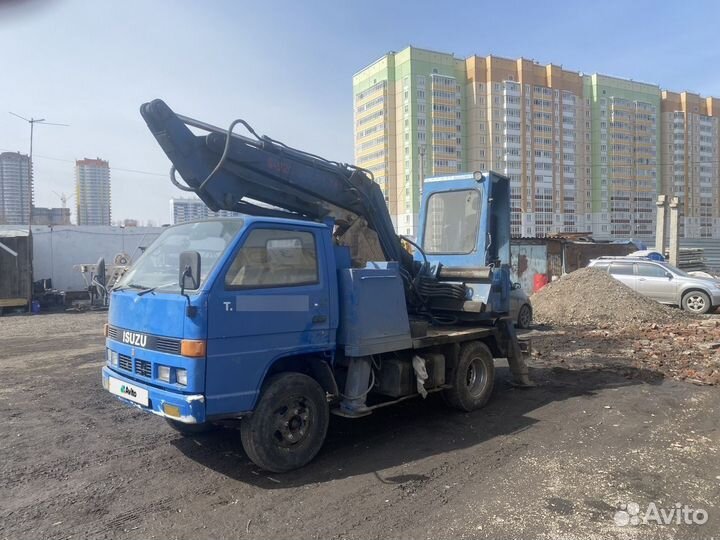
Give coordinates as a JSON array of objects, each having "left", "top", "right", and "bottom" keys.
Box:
[
  {"left": 510, "top": 283, "right": 533, "bottom": 328},
  {"left": 587, "top": 257, "right": 720, "bottom": 314}
]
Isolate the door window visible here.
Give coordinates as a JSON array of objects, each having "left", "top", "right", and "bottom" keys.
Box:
[
  {"left": 636, "top": 263, "right": 668, "bottom": 278},
  {"left": 609, "top": 262, "right": 634, "bottom": 275},
  {"left": 225, "top": 229, "right": 318, "bottom": 289}
]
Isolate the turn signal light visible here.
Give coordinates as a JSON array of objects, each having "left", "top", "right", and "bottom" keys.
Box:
[
  {"left": 180, "top": 339, "right": 206, "bottom": 358},
  {"left": 103, "top": 323, "right": 109, "bottom": 337},
  {"left": 162, "top": 403, "right": 181, "bottom": 418}
]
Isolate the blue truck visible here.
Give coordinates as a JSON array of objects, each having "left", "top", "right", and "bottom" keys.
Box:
[{"left": 102, "top": 99, "right": 531, "bottom": 472}]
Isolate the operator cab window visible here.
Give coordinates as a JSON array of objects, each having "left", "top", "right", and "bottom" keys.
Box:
[
  {"left": 636, "top": 263, "right": 668, "bottom": 278},
  {"left": 423, "top": 189, "right": 481, "bottom": 254},
  {"left": 225, "top": 229, "right": 318, "bottom": 288},
  {"left": 608, "top": 262, "right": 634, "bottom": 275}
]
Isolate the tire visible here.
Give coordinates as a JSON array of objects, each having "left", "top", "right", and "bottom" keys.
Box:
[
  {"left": 443, "top": 341, "right": 495, "bottom": 412},
  {"left": 241, "top": 372, "right": 329, "bottom": 473},
  {"left": 165, "top": 418, "right": 214, "bottom": 435},
  {"left": 681, "top": 290, "right": 711, "bottom": 314},
  {"left": 516, "top": 304, "right": 533, "bottom": 329}
]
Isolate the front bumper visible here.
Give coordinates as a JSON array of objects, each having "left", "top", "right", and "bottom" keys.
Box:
[{"left": 102, "top": 366, "right": 206, "bottom": 424}]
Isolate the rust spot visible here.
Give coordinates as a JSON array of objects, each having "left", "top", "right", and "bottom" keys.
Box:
[{"left": 517, "top": 254, "right": 528, "bottom": 276}]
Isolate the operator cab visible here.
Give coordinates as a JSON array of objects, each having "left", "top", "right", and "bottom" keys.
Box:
[{"left": 416, "top": 171, "right": 512, "bottom": 318}]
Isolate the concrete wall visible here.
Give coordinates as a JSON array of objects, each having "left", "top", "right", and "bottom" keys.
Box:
[{"left": 31, "top": 226, "right": 163, "bottom": 292}]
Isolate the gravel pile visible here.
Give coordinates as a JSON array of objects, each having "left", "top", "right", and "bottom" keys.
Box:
[{"left": 531, "top": 267, "right": 688, "bottom": 327}]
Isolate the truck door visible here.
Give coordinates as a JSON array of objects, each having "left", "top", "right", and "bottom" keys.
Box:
[
  {"left": 205, "top": 225, "right": 331, "bottom": 416},
  {"left": 635, "top": 262, "right": 676, "bottom": 303}
]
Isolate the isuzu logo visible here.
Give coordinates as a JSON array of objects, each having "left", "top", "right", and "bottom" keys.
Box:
[{"left": 122, "top": 331, "right": 147, "bottom": 348}]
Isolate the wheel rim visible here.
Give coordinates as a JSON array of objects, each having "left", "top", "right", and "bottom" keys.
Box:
[
  {"left": 519, "top": 306, "right": 531, "bottom": 327},
  {"left": 465, "top": 357, "right": 488, "bottom": 397},
  {"left": 686, "top": 295, "right": 706, "bottom": 313},
  {"left": 272, "top": 396, "right": 312, "bottom": 448}
]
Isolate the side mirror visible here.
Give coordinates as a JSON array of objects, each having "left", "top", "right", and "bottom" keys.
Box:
[
  {"left": 665, "top": 271, "right": 673, "bottom": 279},
  {"left": 512, "top": 282, "right": 522, "bottom": 290},
  {"left": 179, "top": 251, "right": 201, "bottom": 291}
]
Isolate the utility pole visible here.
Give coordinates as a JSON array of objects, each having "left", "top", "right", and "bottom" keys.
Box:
[
  {"left": 9, "top": 112, "right": 69, "bottom": 312},
  {"left": 9, "top": 112, "right": 69, "bottom": 224}
]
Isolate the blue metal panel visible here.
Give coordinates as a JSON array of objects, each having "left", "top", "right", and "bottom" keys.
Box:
[
  {"left": 415, "top": 171, "right": 512, "bottom": 316},
  {"left": 337, "top": 262, "right": 412, "bottom": 356},
  {"left": 203, "top": 220, "right": 337, "bottom": 416}
]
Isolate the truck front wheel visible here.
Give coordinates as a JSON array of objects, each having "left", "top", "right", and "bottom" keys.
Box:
[
  {"left": 444, "top": 341, "right": 495, "bottom": 412},
  {"left": 241, "top": 372, "right": 329, "bottom": 473}
]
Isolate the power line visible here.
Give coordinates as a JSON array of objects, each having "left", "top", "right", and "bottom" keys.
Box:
[{"left": 0, "top": 148, "right": 167, "bottom": 177}]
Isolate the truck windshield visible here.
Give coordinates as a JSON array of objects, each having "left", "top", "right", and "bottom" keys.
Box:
[
  {"left": 422, "top": 189, "right": 481, "bottom": 254},
  {"left": 116, "top": 220, "right": 243, "bottom": 293}
]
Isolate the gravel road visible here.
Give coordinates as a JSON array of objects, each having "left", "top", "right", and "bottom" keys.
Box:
[{"left": 1, "top": 311, "right": 719, "bottom": 539}]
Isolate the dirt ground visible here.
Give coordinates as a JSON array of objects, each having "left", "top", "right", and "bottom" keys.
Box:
[{"left": 1, "top": 311, "right": 720, "bottom": 540}]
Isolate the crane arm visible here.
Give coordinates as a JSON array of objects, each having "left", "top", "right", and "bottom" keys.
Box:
[{"left": 139, "top": 99, "right": 411, "bottom": 271}]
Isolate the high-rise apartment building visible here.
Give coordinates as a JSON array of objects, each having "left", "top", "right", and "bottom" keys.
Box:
[
  {"left": 170, "top": 197, "right": 240, "bottom": 224},
  {"left": 0, "top": 152, "right": 33, "bottom": 224},
  {"left": 585, "top": 75, "right": 661, "bottom": 240},
  {"left": 353, "top": 48, "right": 467, "bottom": 236},
  {"left": 660, "top": 91, "right": 720, "bottom": 238},
  {"left": 355, "top": 46, "right": 719, "bottom": 240},
  {"left": 466, "top": 57, "right": 590, "bottom": 237},
  {"left": 76, "top": 158, "right": 111, "bottom": 226}
]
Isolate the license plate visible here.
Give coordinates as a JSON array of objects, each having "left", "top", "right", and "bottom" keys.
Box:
[{"left": 108, "top": 377, "right": 149, "bottom": 407}]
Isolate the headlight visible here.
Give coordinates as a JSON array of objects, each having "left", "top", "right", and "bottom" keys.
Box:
[
  {"left": 157, "top": 365, "right": 171, "bottom": 382},
  {"left": 176, "top": 368, "right": 187, "bottom": 386},
  {"left": 108, "top": 350, "right": 118, "bottom": 367}
]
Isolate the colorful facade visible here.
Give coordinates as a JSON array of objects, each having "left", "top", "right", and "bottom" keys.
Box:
[
  {"left": 584, "top": 75, "right": 661, "bottom": 240},
  {"left": 661, "top": 91, "right": 720, "bottom": 239},
  {"left": 353, "top": 48, "right": 466, "bottom": 236},
  {"left": 75, "top": 158, "right": 111, "bottom": 226},
  {"left": 354, "top": 46, "right": 719, "bottom": 240}
]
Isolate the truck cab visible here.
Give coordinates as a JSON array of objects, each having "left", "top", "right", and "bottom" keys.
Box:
[{"left": 103, "top": 216, "right": 338, "bottom": 425}]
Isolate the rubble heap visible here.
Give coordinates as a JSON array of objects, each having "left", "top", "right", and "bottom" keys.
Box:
[{"left": 531, "top": 267, "right": 688, "bottom": 327}]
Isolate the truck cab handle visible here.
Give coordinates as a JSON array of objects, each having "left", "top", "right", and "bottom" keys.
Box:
[{"left": 312, "top": 315, "right": 327, "bottom": 324}]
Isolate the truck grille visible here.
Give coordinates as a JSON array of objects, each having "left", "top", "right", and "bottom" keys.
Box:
[
  {"left": 118, "top": 354, "right": 133, "bottom": 372},
  {"left": 135, "top": 359, "right": 152, "bottom": 378},
  {"left": 107, "top": 325, "right": 181, "bottom": 355},
  {"left": 155, "top": 337, "right": 181, "bottom": 354}
]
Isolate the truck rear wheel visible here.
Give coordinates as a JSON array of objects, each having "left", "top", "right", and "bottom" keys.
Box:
[
  {"left": 241, "top": 372, "right": 329, "bottom": 473},
  {"left": 444, "top": 341, "right": 495, "bottom": 412}
]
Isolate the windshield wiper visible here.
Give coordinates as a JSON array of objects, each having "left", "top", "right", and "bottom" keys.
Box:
[
  {"left": 136, "top": 282, "right": 179, "bottom": 297},
  {"left": 111, "top": 282, "right": 145, "bottom": 292}
]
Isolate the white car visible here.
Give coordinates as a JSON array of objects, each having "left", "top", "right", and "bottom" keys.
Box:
[{"left": 510, "top": 283, "right": 533, "bottom": 328}]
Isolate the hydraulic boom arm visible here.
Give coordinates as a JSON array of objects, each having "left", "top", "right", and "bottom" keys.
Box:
[{"left": 140, "top": 99, "right": 412, "bottom": 272}]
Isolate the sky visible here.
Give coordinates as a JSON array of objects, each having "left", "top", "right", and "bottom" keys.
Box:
[{"left": 1, "top": 0, "right": 720, "bottom": 224}]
